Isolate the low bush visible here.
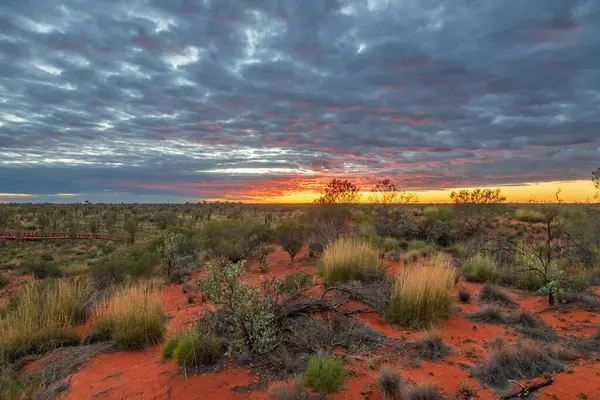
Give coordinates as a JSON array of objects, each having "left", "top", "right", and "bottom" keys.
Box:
[
  {"left": 468, "top": 304, "right": 508, "bottom": 324},
  {"left": 0, "top": 277, "right": 92, "bottom": 360},
  {"left": 320, "top": 237, "right": 383, "bottom": 283},
  {"left": 280, "top": 272, "right": 313, "bottom": 294},
  {"left": 276, "top": 219, "right": 310, "bottom": 263},
  {"left": 458, "top": 288, "right": 471, "bottom": 303},
  {"left": 160, "top": 334, "right": 182, "bottom": 359},
  {"left": 379, "top": 369, "right": 402, "bottom": 400},
  {"left": 375, "top": 208, "right": 417, "bottom": 239},
  {"left": 382, "top": 237, "right": 401, "bottom": 251},
  {"left": 460, "top": 254, "right": 498, "bottom": 283},
  {"left": 20, "top": 259, "right": 62, "bottom": 279},
  {"left": 92, "top": 283, "right": 164, "bottom": 350},
  {"left": 203, "top": 219, "right": 273, "bottom": 262},
  {"left": 269, "top": 379, "right": 314, "bottom": 400},
  {"left": 478, "top": 284, "right": 516, "bottom": 307},
  {"left": 413, "top": 331, "right": 451, "bottom": 360},
  {"left": 0, "top": 275, "right": 9, "bottom": 289},
  {"left": 302, "top": 355, "right": 345, "bottom": 394},
  {"left": 514, "top": 208, "right": 545, "bottom": 223},
  {"left": 172, "top": 330, "right": 223, "bottom": 369},
  {"left": 405, "top": 383, "right": 444, "bottom": 400},
  {"left": 387, "top": 253, "right": 455, "bottom": 328},
  {"left": 476, "top": 344, "right": 564, "bottom": 388},
  {"left": 308, "top": 241, "right": 324, "bottom": 258},
  {"left": 90, "top": 244, "right": 156, "bottom": 288}
]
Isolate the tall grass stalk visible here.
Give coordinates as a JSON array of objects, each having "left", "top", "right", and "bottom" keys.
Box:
[
  {"left": 320, "top": 236, "right": 383, "bottom": 283},
  {"left": 0, "top": 277, "right": 93, "bottom": 345},
  {"left": 92, "top": 281, "right": 165, "bottom": 349},
  {"left": 387, "top": 253, "right": 455, "bottom": 328}
]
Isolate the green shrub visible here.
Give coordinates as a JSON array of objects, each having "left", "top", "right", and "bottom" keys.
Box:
[
  {"left": 90, "top": 244, "right": 156, "bottom": 287},
  {"left": 203, "top": 219, "right": 273, "bottom": 262},
  {"left": 515, "top": 270, "right": 544, "bottom": 291},
  {"left": 302, "top": 355, "right": 345, "bottom": 394},
  {"left": 514, "top": 208, "right": 545, "bottom": 223},
  {"left": 20, "top": 259, "right": 62, "bottom": 279},
  {"left": 461, "top": 254, "right": 499, "bottom": 283},
  {"left": 276, "top": 219, "right": 310, "bottom": 263},
  {"left": 0, "top": 275, "right": 9, "bottom": 289},
  {"left": 320, "top": 237, "right": 383, "bottom": 283},
  {"left": 375, "top": 208, "right": 417, "bottom": 239},
  {"left": 172, "top": 330, "right": 223, "bottom": 369},
  {"left": 382, "top": 237, "right": 401, "bottom": 251},
  {"left": 280, "top": 272, "right": 313, "bottom": 294},
  {"left": 160, "top": 334, "right": 183, "bottom": 359}
]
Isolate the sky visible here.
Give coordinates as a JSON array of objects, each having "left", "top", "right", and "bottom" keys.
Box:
[{"left": 0, "top": 0, "right": 599, "bottom": 204}]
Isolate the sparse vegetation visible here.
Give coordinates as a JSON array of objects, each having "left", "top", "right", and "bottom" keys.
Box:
[
  {"left": 387, "top": 253, "right": 455, "bottom": 328},
  {"left": 478, "top": 284, "right": 516, "bottom": 307},
  {"left": 514, "top": 207, "right": 545, "bottom": 223},
  {"left": 276, "top": 219, "right": 310, "bottom": 263},
  {"left": 379, "top": 369, "right": 402, "bottom": 399},
  {"left": 171, "top": 330, "right": 223, "bottom": 370},
  {"left": 405, "top": 383, "right": 444, "bottom": 400},
  {"left": 413, "top": 331, "right": 451, "bottom": 360}
]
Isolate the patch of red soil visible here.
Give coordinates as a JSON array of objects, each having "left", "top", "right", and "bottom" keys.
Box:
[
  {"left": 61, "top": 347, "right": 268, "bottom": 400},
  {"left": 538, "top": 310, "right": 600, "bottom": 337},
  {"left": 161, "top": 284, "right": 208, "bottom": 335},
  {"left": 539, "top": 363, "right": 600, "bottom": 399}
]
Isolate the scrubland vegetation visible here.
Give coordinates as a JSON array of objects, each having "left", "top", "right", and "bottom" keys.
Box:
[{"left": 0, "top": 172, "right": 599, "bottom": 398}]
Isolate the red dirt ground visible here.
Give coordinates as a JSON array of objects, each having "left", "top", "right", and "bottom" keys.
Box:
[{"left": 10, "top": 247, "right": 600, "bottom": 399}]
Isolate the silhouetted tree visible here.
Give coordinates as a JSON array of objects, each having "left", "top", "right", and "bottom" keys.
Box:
[
  {"left": 315, "top": 179, "right": 361, "bottom": 204},
  {"left": 450, "top": 188, "right": 506, "bottom": 236},
  {"left": 369, "top": 179, "right": 417, "bottom": 205}
]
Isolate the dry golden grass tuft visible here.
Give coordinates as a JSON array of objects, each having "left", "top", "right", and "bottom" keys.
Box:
[
  {"left": 387, "top": 253, "right": 456, "bottom": 328},
  {"left": 0, "top": 277, "right": 92, "bottom": 346},
  {"left": 320, "top": 236, "right": 383, "bottom": 283},
  {"left": 91, "top": 281, "right": 165, "bottom": 349}
]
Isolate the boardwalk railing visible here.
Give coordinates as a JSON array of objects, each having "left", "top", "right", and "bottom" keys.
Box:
[{"left": 0, "top": 231, "right": 119, "bottom": 241}]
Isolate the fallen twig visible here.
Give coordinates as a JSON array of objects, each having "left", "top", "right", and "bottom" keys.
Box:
[{"left": 499, "top": 375, "right": 555, "bottom": 399}]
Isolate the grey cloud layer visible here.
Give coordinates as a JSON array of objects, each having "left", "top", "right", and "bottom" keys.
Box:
[{"left": 1, "top": 0, "right": 599, "bottom": 200}]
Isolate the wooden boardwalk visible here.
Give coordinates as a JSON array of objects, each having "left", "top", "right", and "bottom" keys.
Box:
[{"left": 0, "top": 231, "right": 119, "bottom": 241}]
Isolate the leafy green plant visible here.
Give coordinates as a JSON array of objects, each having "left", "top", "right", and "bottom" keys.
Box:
[
  {"left": 172, "top": 330, "right": 223, "bottom": 369},
  {"left": 276, "top": 219, "right": 310, "bottom": 263},
  {"left": 302, "top": 355, "right": 345, "bottom": 394}
]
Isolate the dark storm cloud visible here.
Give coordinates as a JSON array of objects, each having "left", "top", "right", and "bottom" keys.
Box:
[{"left": 1, "top": 0, "right": 599, "bottom": 201}]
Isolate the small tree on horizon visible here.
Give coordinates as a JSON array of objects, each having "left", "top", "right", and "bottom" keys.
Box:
[
  {"left": 315, "top": 179, "right": 361, "bottom": 204},
  {"left": 450, "top": 188, "right": 506, "bottom": 236},
  {"left": 369, "top": 179, "right": 418, "bottom": 205},
  {"left": 593, "top": 168, "right": 599, "bottom": 198},
  {"left": 276, "top": 219, "right": 310, "bottom": 263}
]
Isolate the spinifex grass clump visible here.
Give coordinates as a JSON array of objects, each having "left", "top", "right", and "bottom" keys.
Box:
[
  {"left": 0, "top": 277, "right": 92, "bottom": 359},
  {"left": 387, "top": 253, "right": 456, "bottom": 328},
  {"left": 92, "top": 282, "right": 165, "bottom": 350},
  {"left": 460, "top": 254, "right": 499, "bottom": 283},
  {"left": 320, "top": 236, "right": 383, "bottom": 283}
]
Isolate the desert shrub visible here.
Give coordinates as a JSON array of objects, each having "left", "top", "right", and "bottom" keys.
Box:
[
  {"left": 514, "top": 208, "right": 545, "bottom": 223},
  {"left": 269, "top": 379, "right": 315, "bottom": 400},
  {"left": 505, "top": 311, "right": 546, "bottom": 329},
  {"left": 280, "top": 273, "right": 313, "bottom": 294},
  {"left": 416, "top": 216, "right": 456, "bottom": 246},
  {"left": 308, "top": 241, "right": 324, "bottom": 257},
  {"left": 0, "top": 275, "right": 9, "bottom": 289},
  {"left": 201, "top": 260, "right": 278, "bottom": 354},
  {"left": 90, "top": 244, "right": 156, "bottom": 288},
  {"left": 160, "top": 334, "right": 182, "bottom": 359},
  {"left": 304, "top": 204, "right": 351, "bottom": 247},
  {"left": 152, "top": 210, "right": 178, "bottom": 230},
  {"left": 20, "top": 259, "right": 62, "bottom": 279},
  {"left": 455, "top": 380, "right": 476, "bottom": 400},
  {"left": 379, "top": 369, "right": 402, "bottom": 400},
  {"left": 386, "top": 250, "right": 401, "bottom": 262},
  {"left": 460, "top": 254, "right": 498, "bottom": 283},
  {"left": 320, "top": 236, "right": 383, "bottom": 283},
  {"left": 458, "top": 288, "right": 471, "bottom": 303},
  {"left": 514, "top": 269, "right": 544, "bottom": 291},
  {"left": 0, "top": 277, "right": 92, "bottom": 360},
  {"left": 156, "top": 231, "right": 197, "bottom": 279},
  {"left": 468, "top": 304, "right": 508, "bottom": 324},
  {"left": 413, "top": 331, "right": 451, "bottom": 360},
  {"left": 203, "top": 219, "right": 273, "bottom": 262},
  {"left": 478, "top": 284, "right": 516, "bottom": 307},
  {"left": 276, "top": 219, "right": 310, "bottom": 262},
  {"left": 476, "top": 344, "right": 563, "bottom": 388},
  {"left": 172, "top": 330, "right": 223, "bottom": 369},
  {"left": 382, "top": 237, "right": 401, "bottom": 251},
  {"left": 387, "top": 253, "right": 455, "bottom": 328},
  {"left": 375, "top": 208, "right": 417, "bottom": 239},
  {"left": 91, "top": 283, "right": 164, "bottom": 350},
  {"left": 302, "top": 355, "right": 345, "bottom": 394},
  {"left": 514, "top": 326, "right": 560, "bottom": 342},
  {"left": 405, "top": 383, "right": 444, "bottom": 400}
]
